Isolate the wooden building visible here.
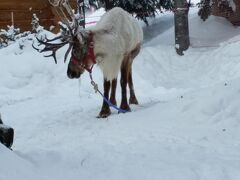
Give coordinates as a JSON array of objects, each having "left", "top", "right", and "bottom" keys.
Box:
[
  {"left": 212, "top": 0, "right": 240, "bottom": 26},
  {"left": 0, "top": 0, "right": 77, "bottom": 33}
]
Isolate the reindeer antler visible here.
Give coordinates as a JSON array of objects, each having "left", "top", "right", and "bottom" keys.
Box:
[
  {"left": 33, "top": 22, "right": 76, "bottom": 64},
  {"left": 33, "top": 0, "right": 80, "bottom": 64},
  {"left": 33, "top": 37, "right": 70, "bottom": 64}
]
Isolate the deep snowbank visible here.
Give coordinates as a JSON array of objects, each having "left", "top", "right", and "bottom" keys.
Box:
[{"left": 1, "top": 6, "right": 240, "bottom": 180}]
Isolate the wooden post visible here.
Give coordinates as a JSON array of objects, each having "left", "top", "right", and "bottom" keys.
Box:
[
  {"left": 11, "top": 12, "right": 14, "bottom": 26},
  {"left": 174, "top": 0, "right": 190, "bottom": 55}
]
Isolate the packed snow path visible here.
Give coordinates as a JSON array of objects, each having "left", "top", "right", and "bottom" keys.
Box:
[{"left": 1, "top": 7, "right": 240, "bottom": 180}]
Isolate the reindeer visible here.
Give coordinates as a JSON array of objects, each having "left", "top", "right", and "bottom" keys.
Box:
[{"left": 34, "top": 0, "right": 143, "bottom": 118}]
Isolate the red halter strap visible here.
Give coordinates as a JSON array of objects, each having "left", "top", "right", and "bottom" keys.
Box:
[
  {"left": 82, "top": 32, "right": 96, "bottom": 73},
  {"left": 86, "top": 32, "right": 96, "bottom": 64}
]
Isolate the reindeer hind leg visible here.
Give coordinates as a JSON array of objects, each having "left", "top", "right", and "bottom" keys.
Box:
[
  {"left": 128, "top": 45, "right": 141, "bottom": 105},
  {"left": 110, "top": 78, "right": 117, "bottom": 106},
  {"left": 120, "top": 57, "right": 131, "bottom": 112},
  {"left": 128, "top": 67, "right": 138, "bottom": 105}
]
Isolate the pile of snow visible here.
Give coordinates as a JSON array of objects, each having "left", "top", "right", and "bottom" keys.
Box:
[{"left": 1, "top": 5, "right": 240, "bottom": 180}]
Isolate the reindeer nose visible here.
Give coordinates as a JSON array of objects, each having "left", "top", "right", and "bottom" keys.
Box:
[
  {"left": 67, "top": 69, "right": 74, "bottom": 79},
  {"left": 67, "top": 69, "right": 81, "bottom": 79}
]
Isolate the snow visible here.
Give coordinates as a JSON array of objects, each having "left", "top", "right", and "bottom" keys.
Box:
[{"left": 1, "top": 4, "right": 240, "bottom": 180}]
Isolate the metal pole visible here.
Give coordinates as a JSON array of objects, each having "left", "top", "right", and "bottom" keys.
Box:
[{"left": 78, "top": 0, "right": 85, "bottom": 28}]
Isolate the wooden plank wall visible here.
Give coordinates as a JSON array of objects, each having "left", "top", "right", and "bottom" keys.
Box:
[{"left": 0, "top": 0, "right": 77, "bottom": 33}]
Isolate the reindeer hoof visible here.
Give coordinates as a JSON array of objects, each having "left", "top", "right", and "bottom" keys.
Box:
[
  {"left": 129, "top": 96, "right": 139, "bottom": 105},
  {"left": 97, "top": 108, "right": 111, "bottom": 118},
  {"left": 119, "top": 103, "right": 131, "bottom": 113}
]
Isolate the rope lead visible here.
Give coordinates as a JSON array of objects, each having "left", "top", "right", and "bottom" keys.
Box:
[{"left": 89, "top": 72, "right": 129, "bottom": 113}]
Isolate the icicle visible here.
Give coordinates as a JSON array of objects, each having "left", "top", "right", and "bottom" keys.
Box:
[{"left": 78, "top": 77, "right": 82, "bottom": 97}]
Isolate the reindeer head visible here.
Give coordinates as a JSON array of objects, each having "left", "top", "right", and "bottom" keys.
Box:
[
  {"left": 33, "top": 29, "right": 94, "bottom": 79},
  {"left": 68, "top": 30, "right": 96, "bottom": 78},
  {"left": 66, "top": 35, "right": 85, "bottom": 78},
  {"left": 33, "top": 0, "right": 95, "bottom": 79}
]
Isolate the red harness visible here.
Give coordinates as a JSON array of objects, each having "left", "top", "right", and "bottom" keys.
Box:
[{"left": 71, "top": 32, "right": 96, "bottom": 73}]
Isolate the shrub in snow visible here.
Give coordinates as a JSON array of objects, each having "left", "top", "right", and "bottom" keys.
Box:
[
  {"left": 0, "top": 25, "right": 20, "bottom": 48},
  {"left": 0, "top": 37, "right": 7, "bottom": 48},
  {"left": 31, "top": 13, "right": 46, "bottom": 40},
  {"left": 0, "top": 25, "right": 20, "bottom": 41},
  {"left": 0, "top": 13, "right": 48, "bottom": 53},
  {"left": 0, "top": 24, "right": 32, "bottom": 51}
]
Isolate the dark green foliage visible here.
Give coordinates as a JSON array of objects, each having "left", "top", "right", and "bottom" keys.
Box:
[{"left": 97, "top": 0, "right": 173, "bottom": 25}]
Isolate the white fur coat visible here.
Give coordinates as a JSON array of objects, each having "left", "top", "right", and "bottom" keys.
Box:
[{"left": 89, "top": 7, "right": 143, "bottom": 81}]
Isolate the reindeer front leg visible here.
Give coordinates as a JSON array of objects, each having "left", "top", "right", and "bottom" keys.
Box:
[
  {"left": 98, "top": 79, "right": 111, "bottom": 118},
  {"left": 110, "top": 78, "right": 117, "bottom": 106}
]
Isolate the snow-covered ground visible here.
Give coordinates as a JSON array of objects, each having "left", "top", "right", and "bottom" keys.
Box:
[{"left": 1, "top": 3, "right": 240, "bottom": 180}]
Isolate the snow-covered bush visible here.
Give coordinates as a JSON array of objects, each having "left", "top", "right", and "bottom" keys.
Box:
[
  {"left": 0, "top": 25, "right": 32, "bottom": 51},
  {"left": 0, "top": 25, "right": 20, "bottom": 48},
  {"left": 0, "top": 13, "right": 48, "bottom": 54},
  {"left": 31, "top": 13, "right": 46, "bottom": 40}
]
